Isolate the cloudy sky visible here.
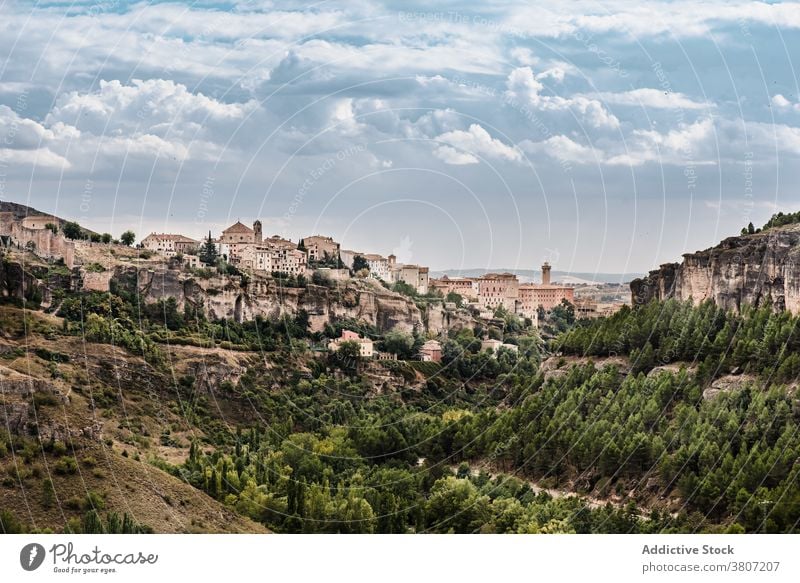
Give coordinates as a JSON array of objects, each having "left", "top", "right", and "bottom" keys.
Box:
[{"left": 1, "top": 1, "right": 799, "bottom": 275}]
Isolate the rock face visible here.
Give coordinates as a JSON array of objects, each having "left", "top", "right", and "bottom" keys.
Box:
[
  {"left": 630, "top": 226, "right": 800, "bottom": 313},
  {"left": 114, "top": 265, "right": 439, "bottom": 334}
]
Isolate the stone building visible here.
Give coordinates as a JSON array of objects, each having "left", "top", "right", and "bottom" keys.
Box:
[
  {"left": 219, "top": 220, "right": 262, "bottom": 263},
  {"left": 477, "top": 273, "right": 519, "bottom": 311},
  {"left": 300, "top": 235, "right": 340, "bottom": 263},
  {"left": 141, "top": 233, "right": 199, "bottom": 256},
  {"left": 419, "top": 339, "right": 442, "bottom": 362},
  {"left": 0, "top": 212, "right": 75, "bottom": 268},
  {"left": 430, "top": 275, "right": 479, "bottom": 301},
  {"left": 517, "top": 262, "right": 575, "bottom": 313},
  {"left": 388, "top": 255, "right": 429, "bottom": 294}
]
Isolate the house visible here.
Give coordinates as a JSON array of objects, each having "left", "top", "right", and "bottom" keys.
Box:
[
  {"left": 363, "top": 254, "right": 390, "bottom": 280},
  {"left": 430, "top": 275, "right": 478, "bottom": 300},
  {"left": 300, "top": 235, "right": 340, "bottom": 263},
  {"left": 481, "top": 338, "right": 518, "bottom": 356},
  {"left": 140, "top": 233, "right": 199, "bottom": 256},
  {"left": 239, "top": 240, "right": 307, "bottom": 275},
  {"left": 328, "top": 330, "right": 374, "bottom": 358},
  {"left": 419, "top": 339, "right": 442, "bottom": 362},
  {"left": 388, "top": 256, "right": 430, "bottom": 294}
]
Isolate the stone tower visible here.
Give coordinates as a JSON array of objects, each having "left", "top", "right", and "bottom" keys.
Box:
[
  {"left": 253, "top": 220, "right": 262, "bottom": 243},
  {"left": 541, "top": 262, "right": 551, "bottom": 285}
]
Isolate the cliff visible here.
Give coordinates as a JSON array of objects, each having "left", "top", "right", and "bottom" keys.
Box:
[
  {"left": 114, "top": 264, "right": 446, "bottom": 334},
  {"left": 630, "top": 224, "right": 800, "bottom": 313}
]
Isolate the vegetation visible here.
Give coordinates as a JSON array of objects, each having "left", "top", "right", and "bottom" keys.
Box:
[
  {"left": 62, "top": 221, "right": 82, "bottom": 240},
  {"left": 120, "top": 230, "right": 136, "bottom": 246}
]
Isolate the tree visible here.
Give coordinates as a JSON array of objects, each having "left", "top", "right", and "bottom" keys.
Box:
[
  {"left": 62, "top": 221, "right": 82, "bottom": 240},
  {"left": 353, "top": 255, "right": 369, "bottom": 273},
  {"left": 120, "top": 230, "right": 136, "bottom": 246},
  {"left": 445, "top": 291, "right": 464, "bottom": 307},
  {"left": 44, "top": 222, "right": 58, "bottom": 234},
  {"left": 748, "top": 222, "right": 755, "bottom": 234},
  {"left": 101, "top": 233, "right": 112, "bottom": 244},
  {"left": 381, "top": 331, "right": 414, "bottom": 359},
  {"left": 199, "top": 231, "right": 218, "bottom": 266},
  {"left": 89, "top": 233, "right": 101, "bottom": 242},
  {"left": 330, "top": 340, "right": 361, "bottom": 372}
]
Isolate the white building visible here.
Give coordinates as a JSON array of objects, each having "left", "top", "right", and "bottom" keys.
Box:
[
  {"left": 141, "top": 233, "right": 200, "bottom": 256},
  {"left": 328, "top": 330, "right": 374, "bottom": 358}
]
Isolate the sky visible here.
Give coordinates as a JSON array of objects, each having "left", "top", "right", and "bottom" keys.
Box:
[{"left": 1, "top": 1, "right": 799, "bottom": 275}]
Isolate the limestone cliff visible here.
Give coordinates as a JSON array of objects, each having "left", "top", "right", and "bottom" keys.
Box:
[
  {"left": 114, "top": 265, "right": 440, "bottom": 334},
  {"left": 630, "top": 224, "right": 800, "bottom": 313}
]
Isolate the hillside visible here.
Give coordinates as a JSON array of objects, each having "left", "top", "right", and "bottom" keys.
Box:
[{"left": 0, "top": 306, "right": 267, "bottom": 534}]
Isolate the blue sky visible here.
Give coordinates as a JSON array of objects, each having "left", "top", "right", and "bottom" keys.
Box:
[{"left": 1, "top": 1, "right": 799, "bottom": 274}]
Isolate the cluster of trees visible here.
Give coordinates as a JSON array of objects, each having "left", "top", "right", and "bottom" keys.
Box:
[
  {"left": 555, "top": 299, "right": 800, "bottom": 381},
  {"left": 58, "top": 220, "right": 135, "bottom": 245},
  {"left": 172, "top": 400, "right": 672, "bottom": 533}
]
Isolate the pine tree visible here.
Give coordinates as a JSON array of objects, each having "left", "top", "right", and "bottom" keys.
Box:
[{"left": 199, "top": 231, "right": 218, "bottom": 265}]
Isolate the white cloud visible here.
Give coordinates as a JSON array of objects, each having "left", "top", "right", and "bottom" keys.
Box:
[
  {"left": 606, "top": 118, "right": 717, "bottom": 166},
  {"left": 772, "top": 94, "right": 800, "bottom": 112},
  {"left": 47, "top": 79, "right": 258, "bottom": 140},
  {"left": 434, "top": 124, "right": 522, "bottom": 165},
  {"left": 593, "top": 88, "right": 711, "bottom": 110},
  {"left": 519, "top": 135, "right": 601, "bottom": 164},
  {"left": 505, "top": 67, "right": 620, "bottom": 129}
]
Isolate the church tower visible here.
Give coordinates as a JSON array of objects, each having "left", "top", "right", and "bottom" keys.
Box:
[
  {"left": 541, "top": 262, "right": 551, "bottom": 285},
  {"left": 253, "top": 220, "right": 262, "bottom": 243}
]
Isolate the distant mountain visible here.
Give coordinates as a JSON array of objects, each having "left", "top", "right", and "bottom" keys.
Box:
[{"left": 431, "top": 268, "right": 644, "bottom": 285}]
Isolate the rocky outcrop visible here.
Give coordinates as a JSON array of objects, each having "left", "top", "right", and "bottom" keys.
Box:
[
  {"left": 630, "top": 226, "right": 800, "bottom": 313},
  {"left": 113, "top": 265, "right": 438, "bottom": 334}
]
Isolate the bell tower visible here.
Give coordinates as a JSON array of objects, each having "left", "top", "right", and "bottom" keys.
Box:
[
  {"left": 541, "top": 262, "right": 551, "bottom": 285},
  {"left": 253, "top": 220, "right": 262, "bottom": 243}
]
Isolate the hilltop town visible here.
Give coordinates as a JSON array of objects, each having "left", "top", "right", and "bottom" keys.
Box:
[{"left": 0, "top": 203, "right": 624, "bottom": 362}]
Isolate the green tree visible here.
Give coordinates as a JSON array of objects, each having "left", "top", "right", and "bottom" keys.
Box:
[
  {"left": 381, "top": 331, "right": 414, "bottom": 359},
  {"left": 101, "top": 233, "right": 112, "bottom": 244},
  {"left": 120, "top": 230, "right": 136, "bottom": 246},
  {"left": 199, "top": 231, "right": 218, "bottom": 266},
  {"left": 62, "top": 221, "right": 82, "bottom": 239},
  {"left": 352, "top": 255, "right": 369, "bottom": 273}
]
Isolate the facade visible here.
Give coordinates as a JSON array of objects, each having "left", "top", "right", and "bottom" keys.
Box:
[
  {"left": 389, "top": 256, "right": 430, "bottom": 295},
  {"left": 419, "top": 339, "right": 442, "bottom": 362},
  {"left": 517, "top": 263, "right": 575, "bottom": 312},
  {"left": 518, "top": 284, "right": 575, "bottom": 312},
  {"left": 328, "top": 330, "right": 374, "bottom": 358},
  {"left": 220, "top": 220, "right": 262, "bottom": 263},
  {"left": 363, "top": 253, "right": 390, "bottom": 280},
  {"left": 240, "top": 241, "right": 307, "bottom": 275},
  {"left": 339, "top": 249, "right": 358, "bottom": 270},
  {"left": 141, "top": 233, "right": 199, "bottom": 256},
  {"left": 477, "top": 273, "right": 519, "bottom": 311},
  {"left": 430, "top": 276, "right": 478, "bottom": 301},
  {"left": 301, "top": 235, "right": 340, "bottom": 263}
]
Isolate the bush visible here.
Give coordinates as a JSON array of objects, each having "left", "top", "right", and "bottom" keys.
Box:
[{"left": 54, "top": 456, "right": 78, "bottom": 475}]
